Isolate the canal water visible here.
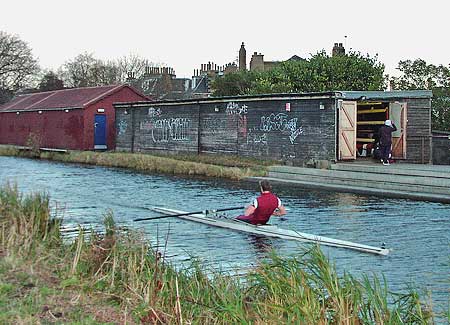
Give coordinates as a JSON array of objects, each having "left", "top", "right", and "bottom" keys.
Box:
[{"left": 1, "top": 156, "right": 449, "bottom": 314}]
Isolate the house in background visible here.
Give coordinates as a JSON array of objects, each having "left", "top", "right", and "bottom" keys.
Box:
[
  {"left": 126, "top": 67, "right": 194, "bottom": 100},
  {"left": 0, "top": 85, "right": 149, "bottom": 151}
]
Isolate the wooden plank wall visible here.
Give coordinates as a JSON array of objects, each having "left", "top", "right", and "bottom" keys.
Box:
[
  {"left": 115, "top": 95, "right": 433, "bottom": 165},
  {"left": 199, "top": 98, "right": 336, "bottom": 164},
  {"left": 115, "top": 108, "right": 133, "bottom": 152},
  {"left": 432, "top": 131, "right": 450, "bottom": 165},
  {"left": 404, "top": 98, "right": 432, "bottom": 163},
  {"left": 115, "top": 97, "right": 337, "bottom": 165}
]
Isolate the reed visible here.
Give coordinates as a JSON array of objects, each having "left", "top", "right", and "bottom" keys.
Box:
[
  {"left": 0, "top": 183, "right": 61, "bottom": 257},
  {"left": 0, "top": 184, "right": 435, "bottom": 324}
]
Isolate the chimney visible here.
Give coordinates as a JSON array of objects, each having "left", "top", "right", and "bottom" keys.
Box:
[
  {"left": 332, "top": 42, "right": 345, "bottom": 56},
  {"left": 239, "top": 42, "right": 247, "bottom": 71}
]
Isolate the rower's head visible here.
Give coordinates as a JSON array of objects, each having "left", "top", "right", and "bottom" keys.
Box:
[{"left": 259, "top": 180, "right": 272, "bottom": 192}]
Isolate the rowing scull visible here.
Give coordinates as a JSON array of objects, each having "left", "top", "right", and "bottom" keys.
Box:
[{"left": 152, "top": 207, "right": 390, "bottom": 256}]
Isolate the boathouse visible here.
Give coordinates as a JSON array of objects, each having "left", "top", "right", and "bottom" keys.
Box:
[
  {"left": 0, "top": 85, "right": 148, "bottom": 151},
  {"left": 114, "top": 91, "right": 432, "bottom": 165}
]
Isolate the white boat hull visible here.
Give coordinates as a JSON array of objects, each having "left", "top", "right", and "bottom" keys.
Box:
[{"left": 152, "top": 207, "right": 390, "bottom": 256}]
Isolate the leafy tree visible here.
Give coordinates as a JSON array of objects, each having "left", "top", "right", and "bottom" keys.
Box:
[
  {"left": 391, "top": 59, "right": 450, "bottom": 130},
  {"left": 431, "top": 87, "right": 450, "bottom": 131},
  {"left": 258, "top": 51, "right": 385, "bottom": 92},
  {"left": 38, "top": 70, "right": 64, "bottom": 91},
  {"left": 211, "top": 71, "right": 258, "bottom": 96},
  {"left": 0, "top": 31, "right": 40, "bottom": 103},
  {"left": 212, "top": 50, "right": 386, "bottom": 96},
  {"left": 390, "top": 59, "right": 445, "bottom": 89}
]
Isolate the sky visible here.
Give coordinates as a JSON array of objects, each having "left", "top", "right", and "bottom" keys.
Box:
[{"left": 1, "top": 0, "right": 449, "bottom": 79}]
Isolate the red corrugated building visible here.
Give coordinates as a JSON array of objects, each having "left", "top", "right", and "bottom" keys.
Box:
[{"left": 0, "top": 85, "right": 149, "bottom": 150}]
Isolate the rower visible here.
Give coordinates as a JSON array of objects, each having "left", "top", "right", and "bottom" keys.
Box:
[{"left": 236, "top": 180, "right": 286, "bottom": 225}]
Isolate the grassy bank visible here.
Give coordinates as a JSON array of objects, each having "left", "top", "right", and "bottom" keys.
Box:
[
  {"left": 0, "top": 183, "right": 439, "bottom": 324},
  {"left": 0, "top": 145, "right": 270, "bottom": 180}
]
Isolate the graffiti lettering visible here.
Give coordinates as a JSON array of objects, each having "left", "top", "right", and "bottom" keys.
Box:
[
  {"left": 151, "top": 118, "right": 191, "bottom": 143},
  {"left": 247, "top": 132, "right": 267, "bottom": 145},
  {"left": 226, "top": 102, "right": 248, "bottom": 116},
  {"left": 259, "top": 113, "right": 303, "bottom": 144},
  {"left": 148, "top": 107, "right": 162, "bottom": 117},
  {"left": 117, "top": 120, "right": 128, "bottom": 135}
]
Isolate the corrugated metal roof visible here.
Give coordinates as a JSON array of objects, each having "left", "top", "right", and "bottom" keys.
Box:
[
  {"left": 0, "top": 85, "right": 134, "bottom": 112},
  {"left": 339, "top": 90, "right": 432, "bottom": 100},
  {"left": 114, "top": 90, "right": 433, "bottom": 108},
  {"left": 114, "top": 92, "right": 339, "bottom": 108}
]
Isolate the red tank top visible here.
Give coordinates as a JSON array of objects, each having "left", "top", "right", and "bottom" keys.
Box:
[{"left": 252, "top": 192, "right": 279, "bottom": 225}]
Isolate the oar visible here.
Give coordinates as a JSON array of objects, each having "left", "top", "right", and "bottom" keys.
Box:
[{"left": 133, "top": 206, "right": 245, "bottom": 222}]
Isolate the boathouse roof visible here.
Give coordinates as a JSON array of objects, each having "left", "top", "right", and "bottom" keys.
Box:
[{"left": 0, "top": 85, "right": 146, "bottom": 112}]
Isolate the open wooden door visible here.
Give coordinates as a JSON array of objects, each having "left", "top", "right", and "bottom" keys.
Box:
[
  {"left": 338, "top": 101, "right": 357, "bottom": 160},
  {"left": 389, "top": 102, "right": 407, "bottom": 159}
]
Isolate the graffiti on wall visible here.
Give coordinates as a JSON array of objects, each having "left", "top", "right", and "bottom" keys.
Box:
[
  {"left": 148, "top": 107, "right": 162, "bottom": 117},
  {"left": 246, "top": 129, "right": 268, "bottom": 145},
  {"left": 225, "top": 102, "right": 248, "bottom": 137},
  {"left": 226, "top": 102, "right": 248, "bottom": 116},
  {"left": 140, "top": 118, "right": 191, "bottom": 143},
  {"left": 117, "top": 120, "right": 128, "bottom": 135},
  {"left": 260, "top": 113, "right": 303, "bottom": 144}
]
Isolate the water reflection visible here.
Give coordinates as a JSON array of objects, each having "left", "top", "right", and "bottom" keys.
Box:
[{"left": 246, "top": 234, "right": 274, "bottom": 255}]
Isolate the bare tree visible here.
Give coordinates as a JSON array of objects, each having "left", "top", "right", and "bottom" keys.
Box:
[
  {"left": 0, "top": 31, "right": 39, "bottom": 99},
  {"left": 94, "top": 60, "right": 121, "bottom": 85},
  {"left": 115, "top": 54, "right": 152, "bottom": 81},
  {"left": 58, "top": 52, "right": 159, "bottom": 88},
  {"left": 59, "top": 52, "right": 100, "bottom": 88}
]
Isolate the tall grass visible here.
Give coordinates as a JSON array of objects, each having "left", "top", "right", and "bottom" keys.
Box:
[
  {"left": 42, "top": 151, "right": 268, "bottom": 180},
  {"left": 0, "top": 183, "right": 436, "bottom": 323},
  {"left": 0, "top": 145, "right": 269, "bottom": 179},
  {"left": 0, "top": 183, "right": 61, "bottom": 257}
]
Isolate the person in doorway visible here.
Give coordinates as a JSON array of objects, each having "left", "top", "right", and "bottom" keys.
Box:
[
  {"left": 236, "top": 180, "right": 286, "bottom": 225},
  {"left": 378, "top": 119, "right": 397, "bottom": 165}
]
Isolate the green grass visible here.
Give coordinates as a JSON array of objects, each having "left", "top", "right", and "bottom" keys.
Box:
[{"left": 0, "top": 182, "right": 437, "bottom": 324}]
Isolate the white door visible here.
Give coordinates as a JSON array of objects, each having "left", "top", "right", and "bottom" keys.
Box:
[
  {"left": 389, "top": 102, "right": 407, "bottom": 159},
  {"left": 338, "top": 101, "right": 357, "bottom": 160}
]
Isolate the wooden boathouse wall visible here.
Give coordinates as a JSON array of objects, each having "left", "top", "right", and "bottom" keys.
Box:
[
  {"left": 341, "top": 91, "right": 433, "bottom": 164},
  {"left": 115, "top": 91, "right": 433, "bottom": 166},
  {"left": 115, "top": 93, "right": 338, "bottom": 165},
  {"left": 404, "top": 97, "right": 432, "bottom": 164},
  {"left": 432, "top": 130, "right": 450, "bottom": 165}
]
